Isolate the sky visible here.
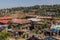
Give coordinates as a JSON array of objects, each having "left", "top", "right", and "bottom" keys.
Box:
[{"left": 0, "top": 0, "right": 60, "bottom": 9}]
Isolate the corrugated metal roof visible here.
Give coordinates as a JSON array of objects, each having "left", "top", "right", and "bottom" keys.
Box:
[{"left": 27, "top": 18, "right": 41, "bottom": 21}]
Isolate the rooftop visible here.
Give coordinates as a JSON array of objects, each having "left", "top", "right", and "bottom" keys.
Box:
[
  {"left": 12, "top": 19, "right": 31, "bottom": 24},
  {"left": 0, "top": 16, "right": 12, "bottom": 20},
  {"left": 27, "top": 18, "right": 42, "bottom": 22}
]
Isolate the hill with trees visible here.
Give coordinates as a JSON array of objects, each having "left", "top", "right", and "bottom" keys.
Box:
[{"left": 0, "top": 5, "right": 60, "bottom": 17}]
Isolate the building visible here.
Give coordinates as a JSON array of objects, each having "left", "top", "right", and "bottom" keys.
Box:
[
  {"left": 0, "top": 16, "right": 12, "bottom": 24},
  {"left": 51, "top": 20, "right": 60, "bottom": 30},
  {"left": 27, "top": 18, "right": 44, "bottom": 30},
  {"left": 12, "top": 19, "right": 31, "bottom": 30},
  {"left": 50, "top": 20, "right": 60, "bottom": 35}
]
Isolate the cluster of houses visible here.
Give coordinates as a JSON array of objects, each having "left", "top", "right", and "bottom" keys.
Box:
[
  {"left": 0, "top": 15, "right": 59, "bottom": 30},
  {"left": 0, "top": 15, "right": 48, "bottom": 31},
  {"left": 0, "top": 15, "right": 60, "bottom": 39}
]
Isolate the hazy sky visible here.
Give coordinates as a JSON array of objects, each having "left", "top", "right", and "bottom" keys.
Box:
[{"left": 0, "top": 0, "right": 60, "bottom": 9}]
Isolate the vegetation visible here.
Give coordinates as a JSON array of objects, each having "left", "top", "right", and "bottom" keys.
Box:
[
  {"left": 0, "top": 32, "right": 10, "bottom": 40},
  {"left": 8, "top": 21, "right": 13, "bottom": 25},
  {"left": 22, "top": 33, "right": 27, "bottom": 38},
  {"left": 38, "top": 21, "right": 49, "bottom": 30},
  {"left": 0, "top": 5, "right": 60, "bottom": 17},
  {"left": 35, "top": 21, "right": 49, "bottom": 34}
]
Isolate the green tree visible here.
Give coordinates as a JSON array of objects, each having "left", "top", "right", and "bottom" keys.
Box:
[
  {"left": 7, "top": 21, "right": 13, "bottom": 26},
  {"left": 7, "top": 21, "right": 13, "bottom": 29},
  {"left": 0, "top": 32, "right": 10, "bottom": 40},
  {"left": 38, "top": 21, "right": 49, "bottom": 30}
]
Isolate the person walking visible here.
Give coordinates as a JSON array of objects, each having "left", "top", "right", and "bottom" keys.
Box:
[{"left": 15, "top": 32, "right": 19, "bottom": 40}]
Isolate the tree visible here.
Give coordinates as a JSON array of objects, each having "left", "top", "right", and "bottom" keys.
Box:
[
  {"left": 7, "top": 21, "right": 13, "bottom": 25},
  {"left": 38, "top": 21, "right": 49, "bottom": 30},
  {"left": 7, "top": 21, "right": 13, "bottom": 29},
  {"left": 0, "top": 32, "right": 10, "bottom": 40}
]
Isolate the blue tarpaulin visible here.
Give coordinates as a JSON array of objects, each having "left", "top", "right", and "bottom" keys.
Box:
[
  {"left": 52, "top": 29, "right": 59, "bottom": 33},
  {"left": 43, "top": 36, "right": 58, "bottom": 40}
]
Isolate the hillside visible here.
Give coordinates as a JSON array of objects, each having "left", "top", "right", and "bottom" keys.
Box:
[{"left": 0, "top": 5, "right": 60, "bottom": 17}]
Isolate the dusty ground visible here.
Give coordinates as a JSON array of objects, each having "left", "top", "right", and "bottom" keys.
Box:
[{"left": 8, "top": 37, "right": 25, "bottom": 40}]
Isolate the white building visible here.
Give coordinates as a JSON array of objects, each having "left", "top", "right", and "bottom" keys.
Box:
[{"left": 51, "top": 20, "right": 60, "bottom": 30}]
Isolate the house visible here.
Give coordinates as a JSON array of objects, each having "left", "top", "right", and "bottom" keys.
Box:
[
  {"left": 0, "top": 20, "right": 11, "bottom": 24},
  {"left": 0, "top": 25, "right": 9, "bottom": 32},
  {"left": 36, "top": 16, "right": 52, "bottom": 19},
  {"left": 12, "top": 19, "right": 31, "bottom": 24},
  {"left": 0, "top": 16, "right": 12, "bottom": 31},
  {"left": 50, "top": 20, "right": 60, "bottom": 35},
  {"left": 0, "top": 16, "right": 12, "bottom": 24},
  {"left": 26, "top": 15, "right": 52, "bottom": 23},
  {"left": 0, "top": 16, "right": 12, "bottom": 20},
  {"left": 12, "top": 19, "right": 31, "bottom": 30},
  {"left": 27, "top": 18, "right": 44, "bottom": 30},
  {"left": 51, "top": 20, "right": 60, "bottom": 30},
  {"left": 36, "top": 16, "right": 53, "bottom": 23}
]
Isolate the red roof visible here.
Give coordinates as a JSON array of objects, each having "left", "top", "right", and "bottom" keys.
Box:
[
  {"left": 0, "top": 20, "right": 10, "bottom": 24},
  {"left": 0, "top": 16, "right": 12, "bottom": 20},
  {"left": 12, "top": 19, "right": 31, "bottom": 24}
]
